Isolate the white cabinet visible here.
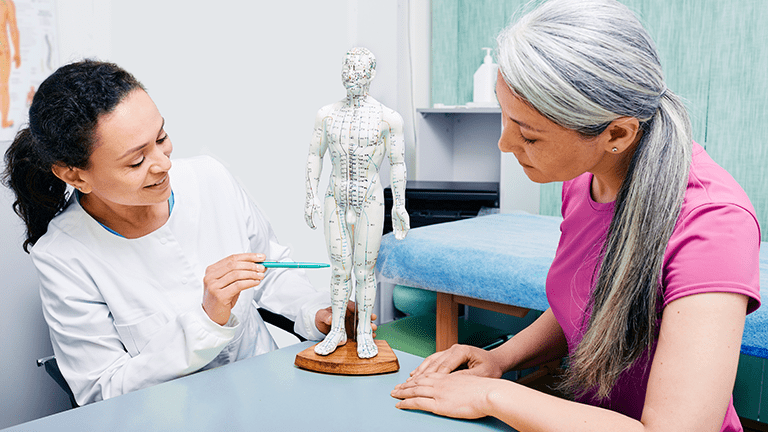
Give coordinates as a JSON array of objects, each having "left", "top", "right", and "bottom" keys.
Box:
[{"left": 414, "top": 107, "right": 540, "bottom": 214}]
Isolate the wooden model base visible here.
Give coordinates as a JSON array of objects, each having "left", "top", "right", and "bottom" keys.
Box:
[{"left": 294, "top": 339, "right": 399, "bottom": 375}]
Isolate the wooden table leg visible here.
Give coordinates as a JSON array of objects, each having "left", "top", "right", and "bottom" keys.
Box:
[{"left": 436, "top": 292, "right": 459, "bottom": 352}]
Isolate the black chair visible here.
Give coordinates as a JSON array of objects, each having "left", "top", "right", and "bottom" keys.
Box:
[
  {"left": 257, "top": 307, "right": 306, "bottom": 342},
  {"left": 36, "top": 355, "right": 78, "bottom": 408}
]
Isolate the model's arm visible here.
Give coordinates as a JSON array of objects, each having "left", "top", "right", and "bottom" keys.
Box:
[
  {"left": 394, "top": 292, "right": 748, "bottom": 432},
  {"left": 383, "top": 108, "right": 409, "bottom": 239},
  {"left": 304, "top": 106, "right": 330, "bottom": 229}
]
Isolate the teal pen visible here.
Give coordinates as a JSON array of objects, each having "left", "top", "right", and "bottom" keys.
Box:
[{"left": 259, "top": 261, "right": 330, "bottom": 269}]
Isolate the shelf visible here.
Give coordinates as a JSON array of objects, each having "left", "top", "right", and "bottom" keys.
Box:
[
  {"left": 418, "top": 107, "right": 501, "bottom": 115},
  {"left": 413, "top": 106, "right": 538, "bottom": 214}
]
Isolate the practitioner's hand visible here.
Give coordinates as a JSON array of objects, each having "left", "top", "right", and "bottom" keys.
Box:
[
  {"left": 391, "top": 372, "right": 500, "bottom": 419},
  {"left": 202, "top": 253, "right": 267, "bottom": 326},
  {"left": 391, "top": 205, "right": 410, "bottom": 240},
  {"left": 315, "top": 300, "right": 377, "bottom": 339},
  {"left": 304, "top": 196, "right": 323, "bottom": 229},
  {"left": 407, "top": 344, "right": 505, "bottom": 381}
]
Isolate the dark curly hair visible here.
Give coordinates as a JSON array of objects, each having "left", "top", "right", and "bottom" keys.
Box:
[{"left": 2, "top": 59, "right": 145, "bottom": 252}]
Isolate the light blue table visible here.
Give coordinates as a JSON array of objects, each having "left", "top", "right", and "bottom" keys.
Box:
[{"left": 2, "top": 342, "right": 516, "bottom": 432}]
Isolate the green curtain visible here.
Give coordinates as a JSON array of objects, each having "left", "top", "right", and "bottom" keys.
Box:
[
  {"left": 431, "top": 0, "right": 521, "bottom": 106},
  {"left": 432, "top": 0, "right": 768, "bottom": 235}
]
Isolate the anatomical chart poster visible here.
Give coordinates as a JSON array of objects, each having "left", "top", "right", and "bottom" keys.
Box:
[{"left": 0, "top": 0, "right": 57, "bottom": 143}]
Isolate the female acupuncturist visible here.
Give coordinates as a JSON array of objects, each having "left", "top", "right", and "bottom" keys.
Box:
[
  {"left": 3, "top": 60, "right": 367, "bottom": 406},
  {"left": 391, "top": 1, "right": 760, "bottom": 431}
]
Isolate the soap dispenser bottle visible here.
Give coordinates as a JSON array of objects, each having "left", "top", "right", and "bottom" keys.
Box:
[{"left": 472, "top": 47, "right": 499, "bottom": 106}]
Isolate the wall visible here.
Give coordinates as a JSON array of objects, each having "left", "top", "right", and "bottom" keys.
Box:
[
  {"left": 0, "top": 1, "right": 112, "bottom": 428},
  {"left": 107, "top": 0, "right": 430, "bottom": 290},
  {"left": 0, "top": 0, "right": 431, "bottom": 428}
]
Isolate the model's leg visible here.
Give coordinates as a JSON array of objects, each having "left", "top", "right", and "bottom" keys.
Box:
[
  {"left": 314, "top": 196, "right": 354, "bottom": 356},
  {"left": 353, "top": 193, "right": 385, "bottom": 358}
]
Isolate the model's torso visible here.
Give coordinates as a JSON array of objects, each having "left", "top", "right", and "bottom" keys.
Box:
[{"left": 324, "top": 98, "right": 385, "bottom": 210}]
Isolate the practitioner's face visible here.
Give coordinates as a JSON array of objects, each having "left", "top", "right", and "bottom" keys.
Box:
[
  {"left": 495, "top": 72, "right": 607, "bottom": 184},
  {"left": 78, "top": 89, "right": 173, "bottom": 208},
  {"left": 342, "top": 54, "right": 374, "bottom": 95}
]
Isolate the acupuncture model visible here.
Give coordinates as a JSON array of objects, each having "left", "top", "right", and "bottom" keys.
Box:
[{"left": 304, "top": 47, "right": 409, "bottom": 359}]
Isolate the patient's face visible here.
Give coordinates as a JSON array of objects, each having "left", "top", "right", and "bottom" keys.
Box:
[{"left": 495, "top": 72, "right": 607, "bottom": 184}]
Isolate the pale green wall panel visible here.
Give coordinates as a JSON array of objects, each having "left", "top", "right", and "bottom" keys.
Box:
[
  {"left": 539, "top": 182, "right": 563, "bottom": 217},
  {"left": 431, "top": 0, "right": 527, "bottom": 106},
  {"left": 431, "top": 0, "right": 460, "bottom": 106},
  {"left": 432, "top": 1, "right": 768, "bottom": 232},
  {"left": 455, "top": 0, "right": 515, "bottom": 104},
  {"left": 623, "top": 0, "right": 715, "bottom": 145},
  {"left": 704, "top": 0, "right": 768, "bottom": 235}
]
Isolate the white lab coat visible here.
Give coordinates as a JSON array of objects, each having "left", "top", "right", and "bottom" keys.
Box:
[{"left": 31, "top": 156, "right": 329, "bottom": 405}]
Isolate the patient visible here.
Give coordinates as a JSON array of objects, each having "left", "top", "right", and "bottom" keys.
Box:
[
  {"left": 391, "top": 1, "right": 760, "bottom": 431},
  {"left": 2, "top": 60, "right": 371, "bottom": 405}
]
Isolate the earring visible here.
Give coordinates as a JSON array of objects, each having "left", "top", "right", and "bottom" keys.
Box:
[{"left": 611, "top": 147, "right": 618, "bottom": 152}]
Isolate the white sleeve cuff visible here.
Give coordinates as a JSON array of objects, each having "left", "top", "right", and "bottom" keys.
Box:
[
  {"left": 294, "top": 291, "right": 331, "bottom": 341},
  {"left": 194, "top": 304, "right": 240, "bottom": 339}
]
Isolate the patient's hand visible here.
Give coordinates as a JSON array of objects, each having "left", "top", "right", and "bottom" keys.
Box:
[{"left": 407, "top": 344, "right": 504, "bottom": 381}]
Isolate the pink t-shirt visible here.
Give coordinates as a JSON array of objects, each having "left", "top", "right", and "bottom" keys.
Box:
[{"left": 546, "top": 142, "right": 761, "bottom": 431}]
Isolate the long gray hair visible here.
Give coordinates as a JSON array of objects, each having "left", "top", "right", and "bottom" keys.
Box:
[{"left": 497, "top": 0, "right": 693, "bottom": 398}]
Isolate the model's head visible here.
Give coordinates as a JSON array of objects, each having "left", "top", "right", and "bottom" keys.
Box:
[
  {"left": 496, "top": 0, "right": 665, "bottom": 136},
  {"left": 3, "top": 59, "right": 146, "bottom": 251},
  {"left": 342, "top": 47, "right": 376, "bottom": 95}
]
